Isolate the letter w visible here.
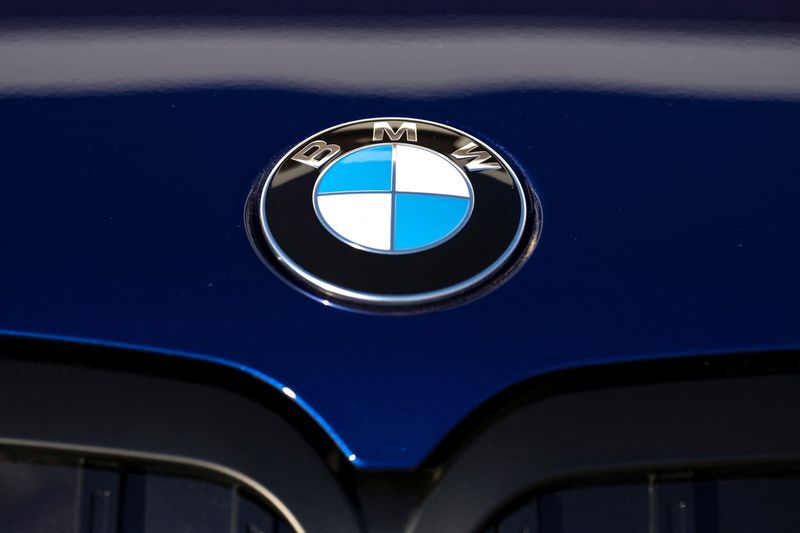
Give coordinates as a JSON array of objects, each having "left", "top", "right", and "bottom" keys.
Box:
[{"left": 451, "top": 142, "right": 501, "bottom": 171}]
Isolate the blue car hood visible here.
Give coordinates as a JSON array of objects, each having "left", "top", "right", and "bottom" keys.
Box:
[{"left": 1, "top": 11, "right": 799, "bottom": 467}]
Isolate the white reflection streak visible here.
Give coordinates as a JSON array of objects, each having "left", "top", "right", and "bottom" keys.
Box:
[
  {"left": 0, "top": 24, "right": 799, "bottom": 99},
  {"left": 281, "top": 386, "right": 297, "bottom": 399}
]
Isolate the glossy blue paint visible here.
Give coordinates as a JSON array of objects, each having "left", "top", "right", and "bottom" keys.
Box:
[{"left": 1, "top": 15, "right": 799, "bottom": 467}]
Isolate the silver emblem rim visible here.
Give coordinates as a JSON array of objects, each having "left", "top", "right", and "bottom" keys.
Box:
[{"left": 258, "top": 117, "right": 538, "bottom": 306}]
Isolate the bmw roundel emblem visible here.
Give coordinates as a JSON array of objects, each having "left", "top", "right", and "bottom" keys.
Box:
[{"left": 247, "top": 118, "right": 541, "bottom": 312}]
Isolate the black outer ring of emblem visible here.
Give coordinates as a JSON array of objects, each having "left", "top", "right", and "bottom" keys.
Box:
[{"left": 245, "top": 118, "right": 542, "bottom": 313}]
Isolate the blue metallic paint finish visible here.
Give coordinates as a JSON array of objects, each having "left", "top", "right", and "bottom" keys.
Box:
[{"left": 1, "top": 18, "right": 800, "bottom": 467}]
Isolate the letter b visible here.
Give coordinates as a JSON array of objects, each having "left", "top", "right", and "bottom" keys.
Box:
[{"left": 291, "top": 140, "right": 341, "bottom": 169}]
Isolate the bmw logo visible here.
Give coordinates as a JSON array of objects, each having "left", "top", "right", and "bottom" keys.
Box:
[{"left": 247, "top": 118, "right": 541, "bottom": 312}]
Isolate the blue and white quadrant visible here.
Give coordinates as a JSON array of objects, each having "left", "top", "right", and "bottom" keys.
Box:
[{"left": 314, "top": 144, "right": 473, "bottom": 253}]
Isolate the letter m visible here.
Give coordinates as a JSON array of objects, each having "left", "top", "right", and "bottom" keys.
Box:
[
  {"left": 451, "top": 142, "right": 501, "bottom": 171},
  {"left": 372, "top": 121, "right": 417, "bottom": 142}
]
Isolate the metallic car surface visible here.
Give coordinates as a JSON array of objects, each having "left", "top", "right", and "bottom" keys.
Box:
[{"left": 1, "top": 2, "right": 799, "bottom": 469}]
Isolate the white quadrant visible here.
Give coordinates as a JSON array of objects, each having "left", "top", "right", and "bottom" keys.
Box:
[
  {"left": 316, "top": 193, "right": 392, "bottom": 251},
  {"left": 394, "top": 144, "right": 471, "bottom": 198}
]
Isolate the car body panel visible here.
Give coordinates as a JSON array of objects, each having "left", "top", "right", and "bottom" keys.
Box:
[{"left": 1, "top": 10, "right": 799, "bottom": 467}]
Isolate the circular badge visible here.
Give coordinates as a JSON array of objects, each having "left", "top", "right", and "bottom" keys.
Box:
[{"left": 248, "top": 118, "right": 541, "bottom": 311}]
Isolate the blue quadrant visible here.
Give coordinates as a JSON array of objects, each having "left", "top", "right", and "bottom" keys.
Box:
[
  {"left": 317, "top": 145, "right": 393, "bottom": 194},
  {"left": 394, "top": 194, "right": 471, "bottom": 251}
]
